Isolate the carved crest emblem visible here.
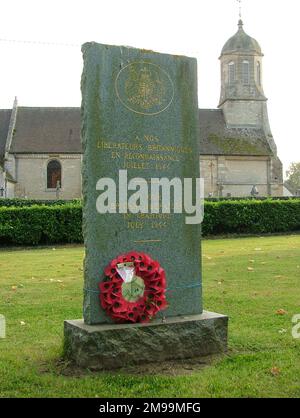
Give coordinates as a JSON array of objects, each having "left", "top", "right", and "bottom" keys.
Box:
[
  {"left": 115, "top": 62, "right": 174, "bottom": 116},
  {"left": 125, "top": 65, "right": 165, "bottom": 110}
]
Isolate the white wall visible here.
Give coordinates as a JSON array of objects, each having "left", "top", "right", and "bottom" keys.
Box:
[
  {"left": 14, "top": 154, "right": 82, "bottom": 200},
  {"left": 0, "top": 166, "right": 4, "bottom": 197},
  {"left": 224, "top": 159, "right": 267, "bottom": 183},
  {"left": 200, "top": 155, "right": 273, "bottom": 197},
  {"left": 6, "top": 180, "right": 15, "bottom": 198}
]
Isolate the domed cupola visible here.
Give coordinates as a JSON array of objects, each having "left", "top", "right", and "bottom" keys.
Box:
[
  {"left": 218, "top": 19, "right": 266, "bottom": 110},
  {"left": 221, "top": 20, "right": 262, "bottom": 56}
]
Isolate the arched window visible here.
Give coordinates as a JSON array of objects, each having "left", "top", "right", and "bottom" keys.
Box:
[
  {"left": 228, "top": 62, "right": 235, "bottom": 85},
  {"left": 242, "top": 60, "right": 250, "bottom": 85},
  {"left": 256, "top": 62, "right": 261, "bottom": 86},
  {"left": 47, "top": 160, "right": 62, "bottom": 189}
]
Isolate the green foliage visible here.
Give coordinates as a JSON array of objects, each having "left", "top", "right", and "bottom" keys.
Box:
[
  {"left": 0, "top": 203, "right": 82, "bottom": 245},
  {"left": 203, "top": 199, "right": 300, "bottom": 236},
  {"left": 285, "top": 162, "right": 300, "bottom": 194},
  {"left": 0, "top": 196, "right": 297, "bottom": 207},
  {"left": 0, "top": 198, "right": 80, "bottom": 207},
  {"left": 205, "top": 196, "right": 297, "bottom": 201},
  {"left": 0, "top": 199, "right": 299, "bottom": 245}
]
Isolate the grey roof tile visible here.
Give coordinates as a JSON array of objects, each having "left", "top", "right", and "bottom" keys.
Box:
[
  {"left": 199, "top": 109, "right": 272, "bottom": 156},
  {"left": 3, "top": 106, "right": 272, "bottom": 158},
  {"left": 10, "top": 107, "right": 81, "bottom": 154}
]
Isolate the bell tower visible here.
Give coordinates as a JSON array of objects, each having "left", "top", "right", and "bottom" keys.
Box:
[{"left": 218, "top": 19, "right": 277, "bottom": 155}]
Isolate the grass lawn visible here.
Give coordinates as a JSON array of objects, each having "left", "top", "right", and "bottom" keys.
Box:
[{"left": 0, "top": 235, "right": 299, "bottom": 398}]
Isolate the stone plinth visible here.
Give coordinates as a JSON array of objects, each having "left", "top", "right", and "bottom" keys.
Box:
[{"left": 64, "top": 312, "right": 228, "bottom": 370}]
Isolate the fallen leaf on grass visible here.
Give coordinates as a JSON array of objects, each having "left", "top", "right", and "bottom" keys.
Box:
[
  {"left": 11, "top": 286, "right": 17, "bottom": 291},
  {"left": 247, "top": 267, "right": 254, "bottom": 271},
  {"left": 270, "top": 367, "right": 280, "bottom": 376},
  {"left": 276, "top": 309, "right": 287, "bottom": 315},
  {"left": 20, "top": 321, "right": 26, "bottom": 326}
]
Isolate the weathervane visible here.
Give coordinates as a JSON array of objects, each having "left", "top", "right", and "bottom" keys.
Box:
[{"left": 237, "top": 0, "right": 242, "bottom": 19}]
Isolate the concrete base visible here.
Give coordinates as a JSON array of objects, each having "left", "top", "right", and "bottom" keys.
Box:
[{"left": 64, "top": 311, "right": 228, "bottom": 370}]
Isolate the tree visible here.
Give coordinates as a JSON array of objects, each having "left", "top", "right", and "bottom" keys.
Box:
[{"left": 285, "top": 162, "right": 300, "bottom": 195}]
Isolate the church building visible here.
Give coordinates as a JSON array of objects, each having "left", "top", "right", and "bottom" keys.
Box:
[{"left": 0, "top": 20, "right": 283, "bottom": 199}]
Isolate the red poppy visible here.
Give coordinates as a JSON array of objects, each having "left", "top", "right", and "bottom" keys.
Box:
[{"left": 99, "top": 282, "right": 114, "bottom": 293}]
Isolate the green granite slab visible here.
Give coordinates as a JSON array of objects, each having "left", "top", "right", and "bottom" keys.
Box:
[{"left": 81, "top": 43, "right": 202, "bottom": 324}]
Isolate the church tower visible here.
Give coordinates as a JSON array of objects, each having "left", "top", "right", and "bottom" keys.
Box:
[{"left": 218, "top": 19, "right": 277, "bottom": 155}]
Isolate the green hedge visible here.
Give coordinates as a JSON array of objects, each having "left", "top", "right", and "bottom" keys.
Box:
[
  {"left": 0, "top": 199, "right": 299, "bottom": 245},
  {"left": 0, "top": 198, "right": 80, "bottom": 207},
  {"left": 0, "top": 203, "right": 82, "bottom": 245},
  {"left": 202, "top": 199, "right": 300, "bottom": 236},
  {"left": 205, "top": 196, "right": 299, "bottom": 202},
  {"left": 0, "top": 197, "right": 298, "bottom": 207}
]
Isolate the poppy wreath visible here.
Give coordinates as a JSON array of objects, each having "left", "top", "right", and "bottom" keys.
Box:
[{"left": 99, "top": 251, "right": 167, "bottom": 323}]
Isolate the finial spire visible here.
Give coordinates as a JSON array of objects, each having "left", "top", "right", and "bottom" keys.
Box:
[
  {"left": 236, "top": 0, "right": 242, "bottom": 20},
  {"left": 236, "top": 0, "right": 244, "bottom": 29}
]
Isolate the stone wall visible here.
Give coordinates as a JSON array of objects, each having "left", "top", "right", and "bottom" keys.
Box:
[
  {"left": 200, "top": 155, "right": 281, "bottom": 197},
  {"left": 200, "top": 156, "right": 219, "bottom": 196},
  {"left": 5, "top": 153, "right": 282, "bottom": 200},
  {"left": 219, "top": 54, "right": 264, "bottom": 106},
  {"left": 0, "top": 166, "right": 15, "bottom": 198},
  {"left": 6, "top": 180, "right": 15, "bottom": 198},
  {"left": 0, "top": 166, "right": 4, "bottom": 190},
  {"left": 14, "top": 154, "right": 82, "bottom": 200},
  {"left": 222, "top": 100, "right": 264, "bottom": 127}
]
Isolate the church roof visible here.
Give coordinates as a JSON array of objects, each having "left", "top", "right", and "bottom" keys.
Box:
[
  {"left": 221, "top": 20, "right": 262, "bottom": 56},
  {"left": 9, "top": 107, "right": 81, "bottom": 154},
  {"left": 0, "top": 109, "right": 12, "bottom": 162},
  {"left": 199, "top": 109, "right": 272, "bottom": 156},
  {"left": 2, "top": 106, "right": 272, "bottom": 157}
]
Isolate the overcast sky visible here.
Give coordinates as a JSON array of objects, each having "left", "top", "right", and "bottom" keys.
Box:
[{"left": 0, "top": 0, "right": 299, "bottom": 175}]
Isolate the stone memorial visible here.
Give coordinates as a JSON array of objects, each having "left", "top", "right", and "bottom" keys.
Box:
[{"left": 64, "top": 42, "right": 228, "bottom": 369}]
